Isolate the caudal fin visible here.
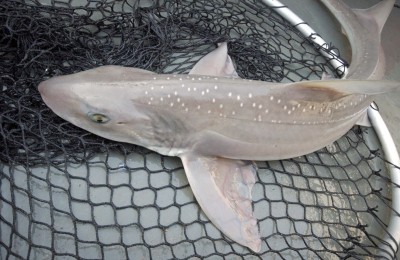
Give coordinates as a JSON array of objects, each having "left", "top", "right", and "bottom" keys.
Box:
[{"left": 353, "top": 0, "right": 395, "bottom": 34}]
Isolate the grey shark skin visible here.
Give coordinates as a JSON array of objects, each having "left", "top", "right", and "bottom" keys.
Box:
[
  {"left": 321, "top": 0, "right": 395, "bottom": 80},
  {"left": 38, "top": 1, "right": 397, "bottom": 253}
]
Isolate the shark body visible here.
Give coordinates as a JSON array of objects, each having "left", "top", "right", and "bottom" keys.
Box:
[{"left": 38, "top": 0, "right": 397, "bottom": 252}]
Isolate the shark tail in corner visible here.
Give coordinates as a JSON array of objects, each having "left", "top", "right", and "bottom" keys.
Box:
[
  {"left": 320, "top": 0, "right": 394, "bottom": 37},
  {"left": 352, "top": 0, "right": 395, "bottom": 34},
  {"left": 320, "top": 0, "right": 395, "bottom": 80}
]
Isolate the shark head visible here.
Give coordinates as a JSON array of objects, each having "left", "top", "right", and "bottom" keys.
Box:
[
  {"left": 38, "top": 43, "right": 239, "bottom": 153},
  {"left": 38, "top": 67, "right": 160, "bottom": 147}
]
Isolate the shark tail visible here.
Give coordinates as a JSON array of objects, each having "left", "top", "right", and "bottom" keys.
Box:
[{"left": 353, "top": 0, "right": 395, "bottom": 34}]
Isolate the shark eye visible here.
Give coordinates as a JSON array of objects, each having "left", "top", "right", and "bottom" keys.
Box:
[{"left": 88, "top": 113, "right": 110, "bottom": 124}]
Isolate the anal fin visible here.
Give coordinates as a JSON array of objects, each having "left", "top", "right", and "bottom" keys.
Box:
[{"left": 180, "top": 154, "right": 261, "bottom": 252}]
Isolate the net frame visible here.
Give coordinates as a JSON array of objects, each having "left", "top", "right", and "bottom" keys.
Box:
[{"left": 1, "top": 0, "right": 400, "bottom": 259}]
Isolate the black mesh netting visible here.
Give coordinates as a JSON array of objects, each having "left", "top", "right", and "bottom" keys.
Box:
[{"left": 1, "top": 0, "right": 400, "bottom": 259}]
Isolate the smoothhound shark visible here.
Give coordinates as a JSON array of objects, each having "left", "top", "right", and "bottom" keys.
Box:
[{"left": 38, "top": 0, "right": 398, "bottom": 252}]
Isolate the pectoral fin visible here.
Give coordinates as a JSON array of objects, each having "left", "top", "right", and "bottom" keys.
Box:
[{"left": 180, "top": 153, "right": 261, "bottom": 252}]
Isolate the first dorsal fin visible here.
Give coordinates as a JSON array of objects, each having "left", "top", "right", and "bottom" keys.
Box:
[
  {"left": 189, "top": 42, "right": 239, "bottom": 78},
  {"left": 353, "top": 0, "right": 394, "bottom": 33}
]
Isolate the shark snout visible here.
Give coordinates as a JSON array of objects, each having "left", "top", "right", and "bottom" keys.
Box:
[
  {"left": 38, "top": 79, "right": 50, "bottom": 99},
  {"left": 38, "top": 78, "right": 61, "bottom": 107},
  {"left": 38, "top": 76, "right": 78, "bottom": 113}
]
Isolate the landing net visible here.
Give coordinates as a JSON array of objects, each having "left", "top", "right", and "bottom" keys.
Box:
[{"left": 1, "top": 0, "right": 399, "bottom": 259}]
